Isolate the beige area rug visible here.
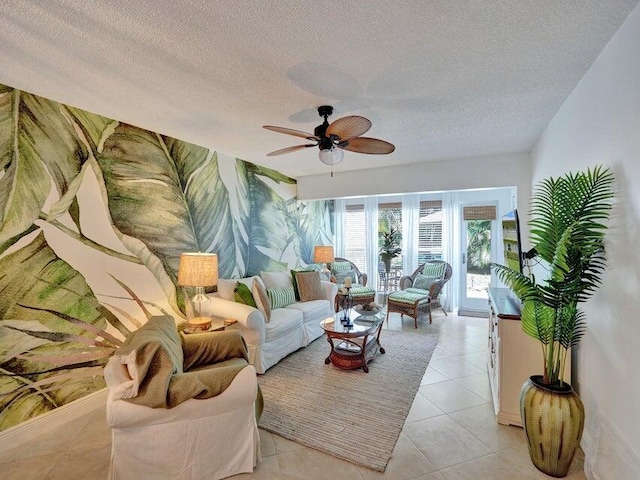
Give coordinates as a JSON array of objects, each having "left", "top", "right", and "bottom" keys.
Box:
[{"left": 257, "top": 327, "right": 439, "bottom": 472}]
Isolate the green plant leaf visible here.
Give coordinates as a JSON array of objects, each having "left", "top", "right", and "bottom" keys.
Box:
[
  {"left": 521, "top": 300, "right": 554, "bottom": 345},
  {"left": 95, "top": 125, "right": 237, "bottom": 287},
  {"left": 0, "top": 87, "right": 90, "bottom": 245},
  {"left": 494, "top": 166, "right": 614, "bottom": 384},
  {"left": 64, "top": 105, "right": 118, "bottom": 154},
  {"left": 244, "top": 162, "right": 292, "bottom": 274},
  {"left": 0, "top": 233, "right": 105, "bottom": 333},
  {"left": 0, "top": 233, "right": 116, "bottom": 431},
  {"left": 286, "top": 200, "right": 333, "bottom": 264},
  {"left": 226, "top": 158, "right": 251, "bottom": 276}
]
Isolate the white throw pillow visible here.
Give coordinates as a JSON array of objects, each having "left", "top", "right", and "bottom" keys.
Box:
[
  {"left": 217, "top": 279, "right": 237, "bottom": 301},
  {"left": 260, "top": 270, "right": 293, "bottom": 290}
]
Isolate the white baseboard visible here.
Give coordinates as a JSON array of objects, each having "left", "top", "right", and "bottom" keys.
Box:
[
  {"left": 457, "top": 309, "right": 487, "bottom": 318},
  {"left": 583, "top": 413, "right": 640, "bottom": 480},
  {"left": 0, "top": 388, "right": 108, "bottom": 452}
]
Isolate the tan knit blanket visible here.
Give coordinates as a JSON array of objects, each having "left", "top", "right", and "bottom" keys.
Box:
[{"left": 115, "top": 316, "right": 250, "bottom": 408}]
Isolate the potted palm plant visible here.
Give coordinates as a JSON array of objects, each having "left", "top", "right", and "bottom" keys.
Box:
[
  {"left": 492, "top": 165, "right": 614, "bottom": 478},
  {"left": 379, "top": 226, "right": 402, "bottom": 293}
]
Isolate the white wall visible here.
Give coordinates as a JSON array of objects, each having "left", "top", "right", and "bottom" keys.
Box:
[
  {"left": 531, "top": 4, "right": 640, "bottom": 479},
  {"left": 297, "top": 153, "right": 531, "bottom": 231}
]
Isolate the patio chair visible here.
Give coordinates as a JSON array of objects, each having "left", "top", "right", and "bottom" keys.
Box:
[{"left": 387, "top": 260, "right": 452, "bottom": 327}]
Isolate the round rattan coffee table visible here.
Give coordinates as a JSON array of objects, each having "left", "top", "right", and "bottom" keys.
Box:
[{"left": 320, "top": 310, "right": 385, "bottom": 373}]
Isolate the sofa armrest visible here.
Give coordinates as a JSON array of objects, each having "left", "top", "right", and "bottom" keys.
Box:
[
  {"left": 204, "top": 296, "right": 266, "bottom": 346},
  {"left": 107, "top": 365, "right": 258, "bottom": 429},
  {"left": 359, "top": 273, "right": 368, "bottom": 287},
  {"left": 321, "top": 280, "right": 338, "bottom": 306}
]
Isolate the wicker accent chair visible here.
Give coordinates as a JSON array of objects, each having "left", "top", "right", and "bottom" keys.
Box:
[
  {"left": 332, "top": 257, "right": 368, "bottom": 286},
  {"left": 387, "top": 260, "right": 452, "bottom": 327},
  {"left": 331, "top": 257, "right": 375, "bottom": 312}
]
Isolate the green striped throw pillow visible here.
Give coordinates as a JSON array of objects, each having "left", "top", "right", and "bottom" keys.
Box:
[
  {"left": 267, "top": 286, "right": 296, "bottom": 308},
  {"left": 422, "top": 262, "right": 445, "bottom": 279},
  {"left": 331, "top": 261, "right": 352, "bottom": 273}
]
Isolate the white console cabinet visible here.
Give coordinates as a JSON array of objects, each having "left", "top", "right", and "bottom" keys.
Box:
[{"left": 487, "top": 288, "right": 570, "bottom": 427}]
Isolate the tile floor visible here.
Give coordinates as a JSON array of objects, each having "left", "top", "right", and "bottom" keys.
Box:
[{"left": 0, "top": 313, "right": 587, "bottom": 479}]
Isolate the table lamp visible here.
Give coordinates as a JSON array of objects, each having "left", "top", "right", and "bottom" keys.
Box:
[
  {"left": 313, "top": 245, "right": 334, "bottom": 280},
  {"left": 177, "top": 252, "right": 218, "bottom": 330}
]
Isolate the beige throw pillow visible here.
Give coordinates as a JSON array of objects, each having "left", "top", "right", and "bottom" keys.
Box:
[
  {"left": 294, "top": 271, "right": 325, "bottom": 302},
  {"left": 253, "top": 280, "right": 271, "bottom": 323},
  {"left": 260, "top": 270, "right": 293, "bottom": 290}
]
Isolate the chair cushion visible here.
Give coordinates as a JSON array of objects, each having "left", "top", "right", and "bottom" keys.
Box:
[
  {"left": 389, "top": 289, "right": 430, "bottom": 305},
  {"left": 422, "top": 262, "right": 445, "bottom": 278},
  {"left": 348, "top": 285, "right": 376, "bottom": 298},
  {"left": 413, "top": 274, "right": 440, "bottom": 291},
  {"left": 267, "top": 286, "right": 296, "bottom": 308},
  {"left": 294, "top": 271, "right": 325, "bottom": 302}
]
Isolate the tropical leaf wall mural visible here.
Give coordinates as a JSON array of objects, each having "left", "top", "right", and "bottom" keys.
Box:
[{"left": 0, "top": 83, "right": 333, "bottom": 431}]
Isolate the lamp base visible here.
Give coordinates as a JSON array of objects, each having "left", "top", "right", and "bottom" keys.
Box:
[{"left": 187, "top": 316, "right": 212, "bottom": 332}]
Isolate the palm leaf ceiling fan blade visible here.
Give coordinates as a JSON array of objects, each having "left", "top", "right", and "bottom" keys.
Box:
[
  {"left": 263, "top": 105, "right": 394, "bottom": 165},
  {"left": 326, "top": 115, "right": 372, "bottom": 140},
  {"left": 263, "top": 125, "right": 320, "bottom": 141},
  {"left": 340, "top": 137, "right": 396, "bottom": 154},
  {"left": 266, "top": 144, "right": 316, "bottom": 156}
]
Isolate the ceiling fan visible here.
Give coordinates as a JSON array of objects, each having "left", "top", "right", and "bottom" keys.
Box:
[{"left": 263, "top": 105, "right": 395, "bottom": 168}]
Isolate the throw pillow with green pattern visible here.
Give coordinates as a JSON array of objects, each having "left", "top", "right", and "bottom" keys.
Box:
[
  {"left": 330, "top": 261, "right": 352, "bottom": 273},
  {"left": 290, "top": 268, "right": 313, "bottom": 300},
  {"left": 334, "top": 269, "right": 357, "bottom": 285},
  {"left": 422, "top": 262, "right": 445, "bottom": 278},
  {"left": 234, "top": 282, "right": 257, "bottom": 307},
  {"left": 267, "top": 286, "right": 296, "bottom": 308},
  {"left": 413, "top": 274, "right": 440, "bottom": 291}
]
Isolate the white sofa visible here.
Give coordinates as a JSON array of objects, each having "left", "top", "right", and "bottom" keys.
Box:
[{"left": 205, "top": 275, "right": 337, "bottom": 374}]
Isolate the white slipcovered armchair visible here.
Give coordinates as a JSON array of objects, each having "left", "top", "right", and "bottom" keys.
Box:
[{"left": 104, "top": 315, "right": 261, "bottom": 480}]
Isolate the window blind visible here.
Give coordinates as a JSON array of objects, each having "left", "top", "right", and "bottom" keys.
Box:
[
  {"left": 418, "top": 200, "right": 443, "bottom": 262},
  {"left": 463, "top": 205, "right": 497, "bottom": 221}
]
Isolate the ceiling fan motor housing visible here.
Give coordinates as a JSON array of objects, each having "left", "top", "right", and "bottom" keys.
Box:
[{"left": 315, "top": 105, "right": 337, "bottom": 150}]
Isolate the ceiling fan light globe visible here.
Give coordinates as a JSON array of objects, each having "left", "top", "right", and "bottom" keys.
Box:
[{"left": 319, "top": 147, "right": 344, "bottom": 165}]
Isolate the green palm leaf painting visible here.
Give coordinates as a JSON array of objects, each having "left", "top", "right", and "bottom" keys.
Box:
[
  {"left": 0, "top": 233, "right": 121, "bottom": 430},
  {"left": 0, "top": 82, "right": 333, "bottom": 431},
  {"left": 0, "top": 87, "right": 90, "bottom": 249}
]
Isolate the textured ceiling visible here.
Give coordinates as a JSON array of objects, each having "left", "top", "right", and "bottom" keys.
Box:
[{"left": 0, "top": 1, "right": 638, "bottom": 178}]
